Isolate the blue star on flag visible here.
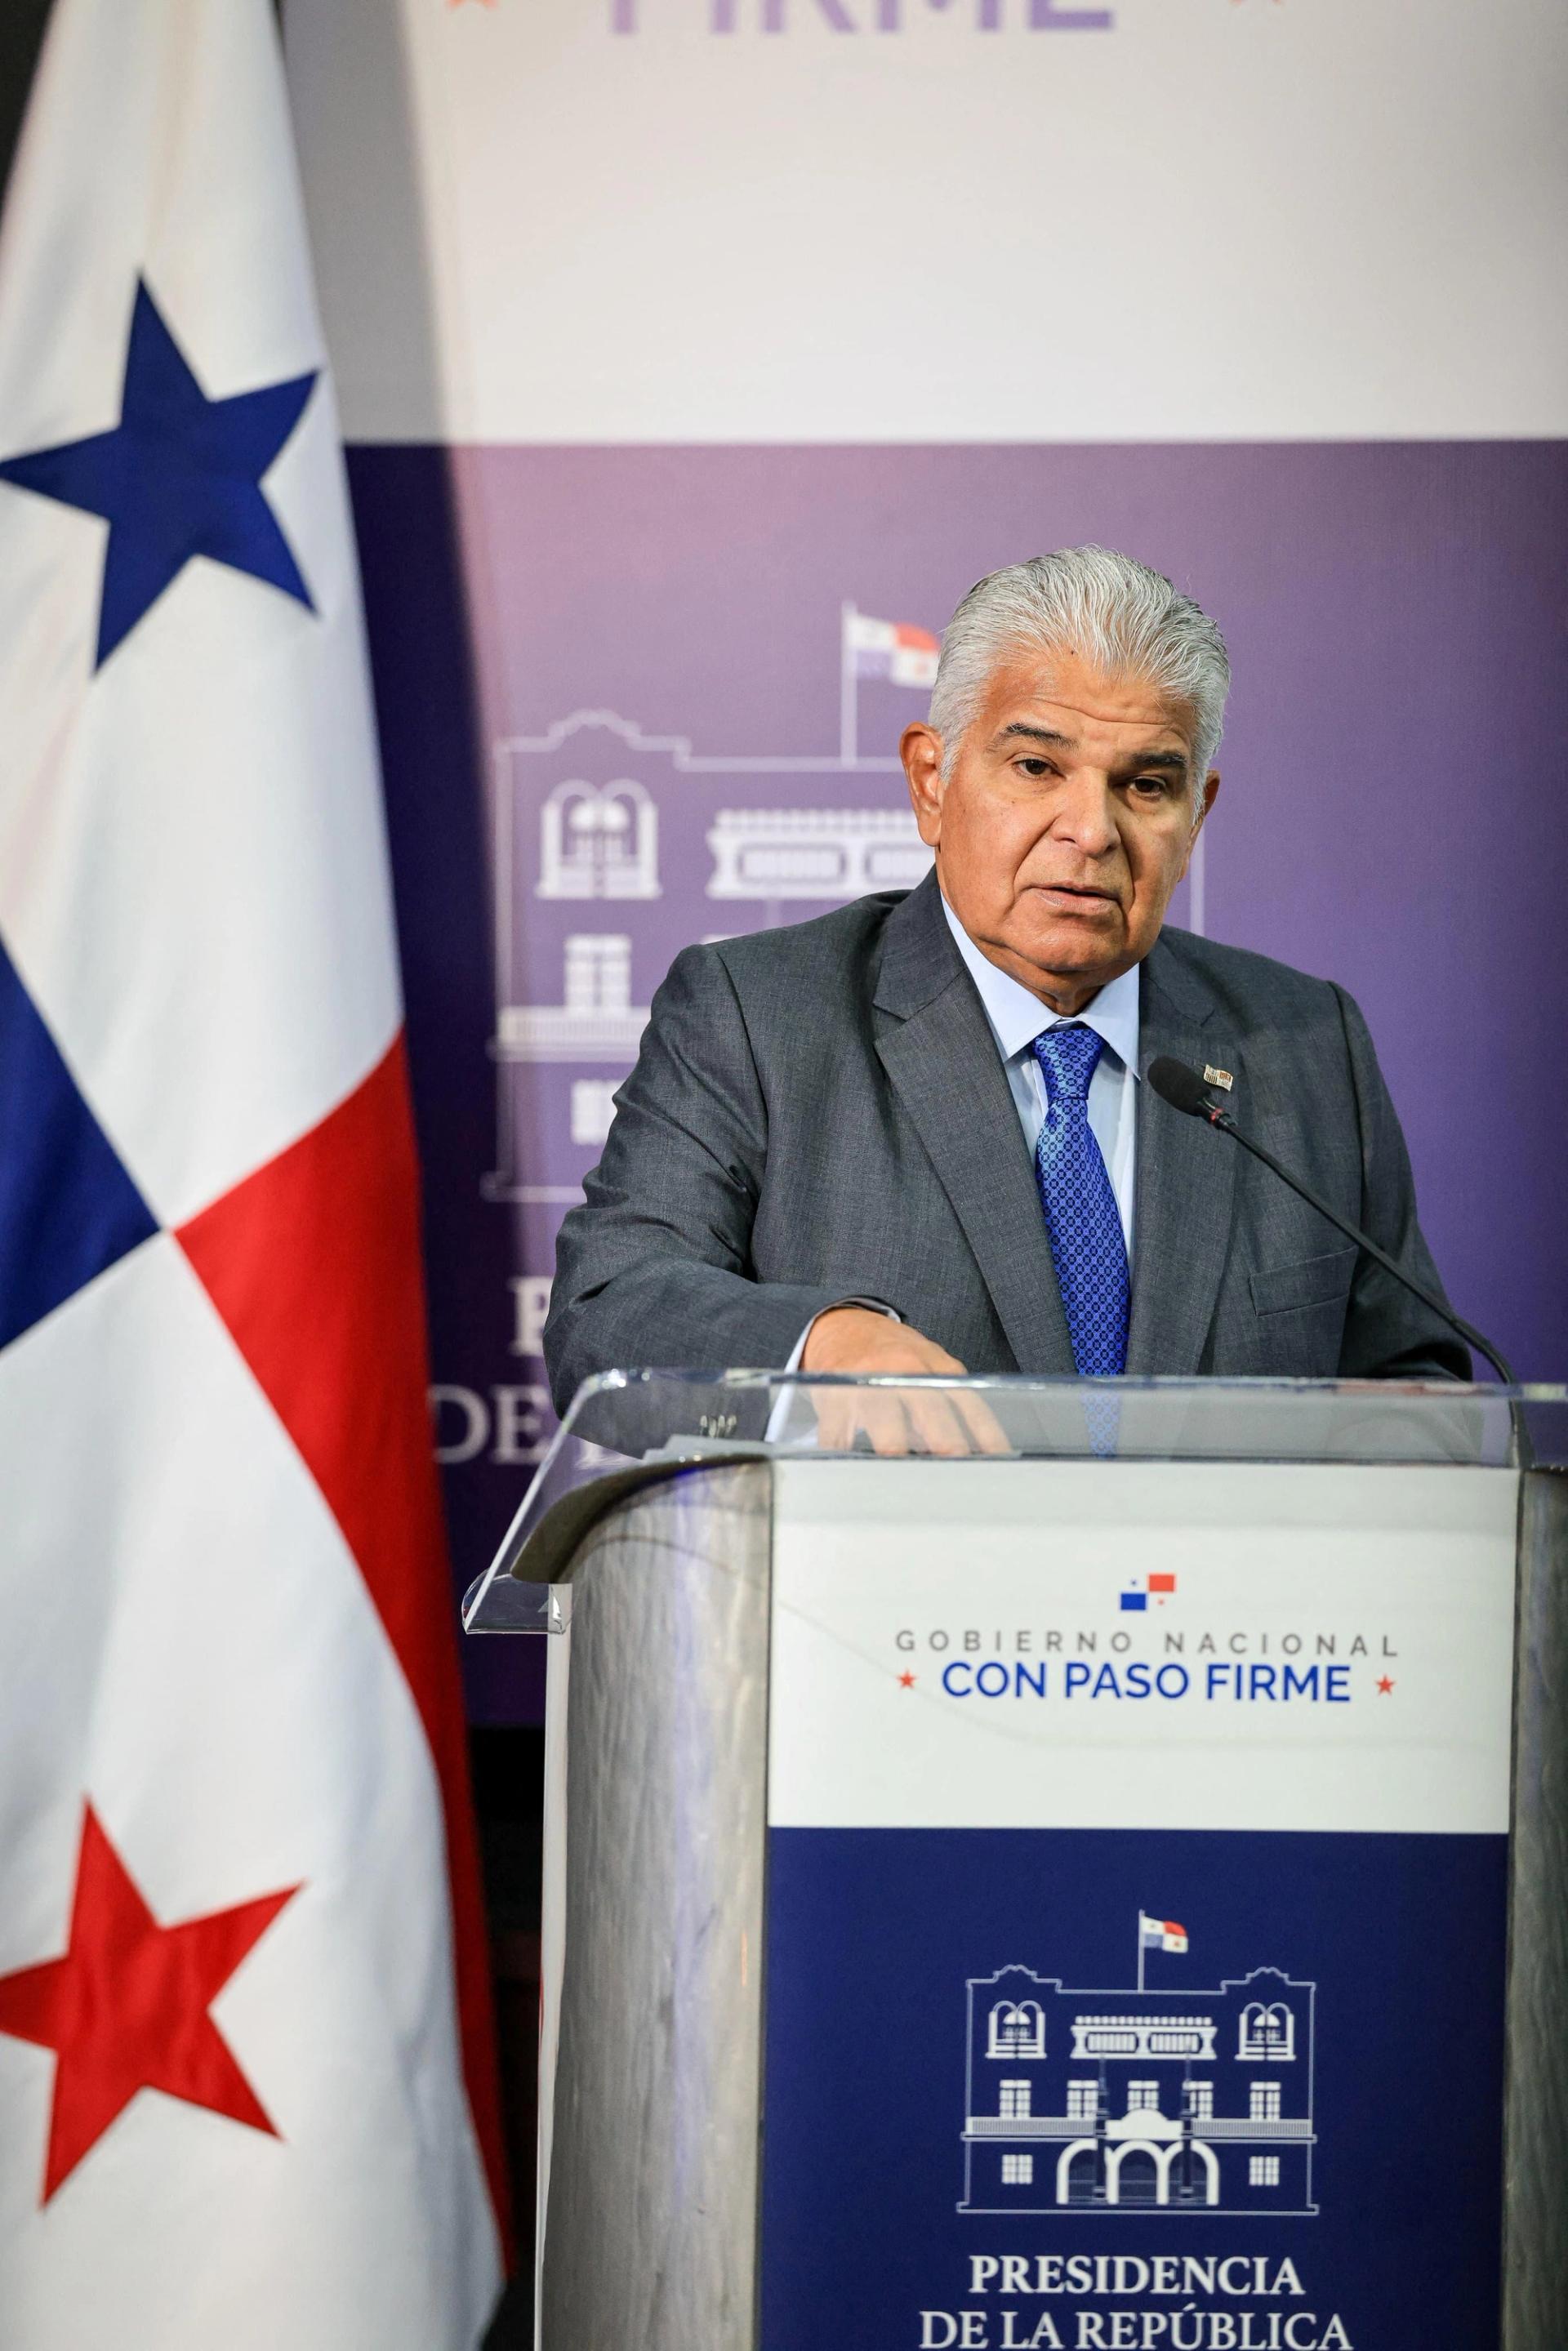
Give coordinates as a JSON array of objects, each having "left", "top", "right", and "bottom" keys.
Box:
[{"left": 0, "top": 278, "right": 318, "bottom": 668}]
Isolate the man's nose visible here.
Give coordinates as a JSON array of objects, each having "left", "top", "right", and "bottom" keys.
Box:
[{"left": 1050, "top": 774, "right": 1120, "bottom": 857}]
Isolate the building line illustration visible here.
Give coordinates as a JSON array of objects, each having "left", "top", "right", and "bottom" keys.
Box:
[
  {"left": 962, "top": 1957, "right": 1317, "bottom": 2218},
  {"left": 487, "top": 701, "right": 929, "bottom": 1205}
]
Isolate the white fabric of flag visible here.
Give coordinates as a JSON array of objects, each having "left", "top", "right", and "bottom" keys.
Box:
[
  {"left": 0, "top": 2, "right": 505, "bottom": 2343},
  {"left": 1140, "top": 1912, "right": 1190, "bottom": 1955},
  {"left": 844, "top": 607, "right": 941, "bottom": 688}
]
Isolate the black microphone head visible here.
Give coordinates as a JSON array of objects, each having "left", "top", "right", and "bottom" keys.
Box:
[{"left": 1148, "top": 1056, "right": 1218, "bottom": 1119}]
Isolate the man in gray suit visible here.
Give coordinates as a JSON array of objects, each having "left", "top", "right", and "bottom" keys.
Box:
[{"left": 545, "top": 548, "right": 1464, "bottom": 1447}]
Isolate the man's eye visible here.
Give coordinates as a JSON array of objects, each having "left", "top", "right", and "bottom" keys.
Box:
[
  {"left": 1129, "top": 776, "right": 1169, "bottom": 797},
  {"left": 1015, "top": 758, "right": 1053, "bottom": 778}
]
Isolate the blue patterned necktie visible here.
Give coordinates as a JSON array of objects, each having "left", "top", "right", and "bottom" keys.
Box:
[{"left": 1031, "top": 1024, "right": 1129, "bottom": 1378}]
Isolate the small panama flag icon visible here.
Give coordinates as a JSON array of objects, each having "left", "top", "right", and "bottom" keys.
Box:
[
  {"left": 1140, "top": 1912, "right": 1189, "bottom": 1954},
  {"left": 1121, "top": 1574, "right": 1177, "bottom": 1611}
]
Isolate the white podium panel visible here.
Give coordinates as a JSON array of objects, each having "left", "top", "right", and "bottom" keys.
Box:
[{"left": 768, "top": 1458, "right": 1517, "bottom": 1833}]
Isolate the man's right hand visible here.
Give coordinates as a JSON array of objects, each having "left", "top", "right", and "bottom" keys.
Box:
[{"left": 799, "top": 1305, "right": 1011, "bottom": 1457}]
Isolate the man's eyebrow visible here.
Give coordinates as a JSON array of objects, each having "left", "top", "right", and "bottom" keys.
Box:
[
  {"left": 991, "top": 721, "right": 1190, "bottom": 775},
  {"left": 991, "top": 723, "right": 1076, "bottom": 751},
  {"left": 1116, "top": 746, "right": 1189, "bottom": 777}
]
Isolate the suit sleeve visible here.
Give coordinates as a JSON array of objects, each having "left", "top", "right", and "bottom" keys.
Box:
[
  {"left": 542, "top": 943, "right": 863, "bottom": 1417},
  {"left": 1331, "top": 985, "right": 1472, "bottom": 1381}
]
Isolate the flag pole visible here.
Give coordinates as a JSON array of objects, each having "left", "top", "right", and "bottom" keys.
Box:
[
  {"left": 840, "top": 599, "right": 857, "bottom": 766},
  {"left": 1137, "top": 1915, "right": 1145, "bottom": 1995}
]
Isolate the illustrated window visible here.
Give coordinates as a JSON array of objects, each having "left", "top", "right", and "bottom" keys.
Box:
[
  {"left": 999, "top": 2080, "right": 1031, "bottom": 2120},
  {"left": 1250, "top": 2083, "right": 1282, "bottom": 2121},
  {"left": 1250, "top": 2156, "right": 1281, "bottom": 2186},
  {"left": 1238, "top": 2001, "right": 1294, "bottom": 2061},
  {"left": 1067, "top": 2080, "right": 1099, "bottom": 2120},
  {"left": 1186, "top": 2082, "right": 1214, "bottom": 2119},
  {"left": 988, "top": 2001, "right": 1046, "bottom": 2060},
  {"left": 1002, "top": 2155, "right": 1035, "bottom": 2185}
]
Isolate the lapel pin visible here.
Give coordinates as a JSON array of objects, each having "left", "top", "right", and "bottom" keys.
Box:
[{"left": 1203, "top": 1066, "right": 1234, "bottom": 1092}]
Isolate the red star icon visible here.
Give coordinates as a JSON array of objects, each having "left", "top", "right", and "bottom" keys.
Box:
[
  {"left": 898, "top": 1670, "right": 916, "bottom": 1689},
  {"left": 1376, "top": 1676, "right": 1395, "bottom": 1694},
  {"left": 0, "top": 1805, "right": 300, "bottom": 2201}
]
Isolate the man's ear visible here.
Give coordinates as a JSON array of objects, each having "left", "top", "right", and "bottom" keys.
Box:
[
  {"left": 1179, "top": 769, "right": 1220, "bottom": 877},
  {"left": 902, "top": 722, "right": 946, "bottom": 846}
]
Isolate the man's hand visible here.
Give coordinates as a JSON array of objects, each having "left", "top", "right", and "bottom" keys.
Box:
[{"left": 799, "top": 1306, "right": 1010, "bottom": 1457}]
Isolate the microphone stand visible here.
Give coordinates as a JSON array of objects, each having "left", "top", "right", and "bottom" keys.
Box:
[{"left": 1149, "top": 1058, "right": 1529, "bottom": 1467}]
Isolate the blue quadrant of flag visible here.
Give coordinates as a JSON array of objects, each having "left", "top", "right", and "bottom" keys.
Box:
[
  {"left": 0, "top": 279, "right": 317, "bottom": 668},
  {"left": 0, "top": 932, "right": 158, "bottom": 1351}
]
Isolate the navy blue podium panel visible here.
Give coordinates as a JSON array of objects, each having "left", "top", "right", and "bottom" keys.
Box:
[{"left": 761, "top": 1458, "right": 1518, "bottom": 2351}]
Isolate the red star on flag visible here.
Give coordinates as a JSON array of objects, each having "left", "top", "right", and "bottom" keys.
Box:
[
  {"left": 898, "top": 1670, "right": 916, "bottom": 1688},
  {"left": 0, "top": 1805, "right": 299, "bottom": 2201},
  {"left": 1376, "top": 1676, "right": 1396, "bottom": 1694}
]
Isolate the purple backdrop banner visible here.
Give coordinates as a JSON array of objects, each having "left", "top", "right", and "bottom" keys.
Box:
[{"left": 347, "top": 439, "right": 1568, "bottom": 1721}]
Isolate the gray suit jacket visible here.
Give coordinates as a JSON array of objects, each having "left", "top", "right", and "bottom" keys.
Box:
[{"left": 544, "top": 872, "right": 1466, "bottom": 1411}]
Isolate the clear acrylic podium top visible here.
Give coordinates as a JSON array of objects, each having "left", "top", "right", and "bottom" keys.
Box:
[{"left": 461, "top": 1371, "right": 1567, "bottom": 1633}]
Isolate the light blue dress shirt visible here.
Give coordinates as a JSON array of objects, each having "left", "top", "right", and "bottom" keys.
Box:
[{"left": 939, "top": 892, "right": 1140, "bottom": 1260}]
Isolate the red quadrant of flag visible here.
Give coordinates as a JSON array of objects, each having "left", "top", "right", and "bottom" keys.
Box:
[
  {"left": 0, "top": 1806, "right": 297, "bottom": 2200},
  {"left": 174, "top": 1035, "right": 509, "bottom": 2246}
]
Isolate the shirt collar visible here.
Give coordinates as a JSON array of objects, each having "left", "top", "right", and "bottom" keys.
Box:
[{"left": 940, "top": 890, "right": 1142, "bottom": 1075}]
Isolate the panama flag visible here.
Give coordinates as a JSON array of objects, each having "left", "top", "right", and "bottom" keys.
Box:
[
  {"left": 0, "top": 2, "right": 504, "bottom": 2344},
  {"left": 1140, "top": 1913, "right": 1190, "bottom": 1955},
  {"left": 844, "top": 606, "right": 942, "bottom": 688}
]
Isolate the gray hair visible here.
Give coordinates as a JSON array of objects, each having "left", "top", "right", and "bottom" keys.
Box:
[{"left": 928, "top": 547, "right": 1231, "bottom": 807}]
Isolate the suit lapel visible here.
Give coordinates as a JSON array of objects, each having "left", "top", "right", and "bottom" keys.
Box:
[
  {"left": 873, "top": 877, "right": 1076, "bottom": 1375},
  {"left": 1126, "top": 939, "right": 1238, "bottom": 1375}
]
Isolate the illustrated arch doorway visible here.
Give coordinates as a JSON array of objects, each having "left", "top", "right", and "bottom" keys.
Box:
[
  {"left": 1100, "top": 2139, "right": 1220, "bottom": 2207},
  {"left": 1107, "top": 2144, "right": 1164, "bottom": 2207},
  {"left": 1055, "top": 2140, "right": 1100, "bottom": 2206}
]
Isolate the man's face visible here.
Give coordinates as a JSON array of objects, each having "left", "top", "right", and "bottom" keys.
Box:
[{"left": 902, "top": 643, "right": 1218, "bottom": 1014}]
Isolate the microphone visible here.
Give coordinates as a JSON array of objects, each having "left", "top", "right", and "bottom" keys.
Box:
[{"left": 1147, "top": 1056, "right": 1517, "bottom": 1385}]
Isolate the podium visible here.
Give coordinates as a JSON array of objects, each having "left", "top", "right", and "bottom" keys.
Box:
[{"left": 465, "top": 1375, "right": 1568, "bottom": 2351}]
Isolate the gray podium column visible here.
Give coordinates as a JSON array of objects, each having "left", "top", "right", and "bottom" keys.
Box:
[
  {"left": 1502, "top": 1467, "right": 1568, "bottom": 2344},
  {"left": 539, "top": 1463, "right": 772, "bottom": 2351}
]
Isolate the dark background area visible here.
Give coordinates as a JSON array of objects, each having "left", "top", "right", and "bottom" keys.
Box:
[
  {"left": 0, "top": 0, "right": 51, "bottom": 212},
  {"left": 470, "top": 1730, "right": 541, "bottom": 2346}
]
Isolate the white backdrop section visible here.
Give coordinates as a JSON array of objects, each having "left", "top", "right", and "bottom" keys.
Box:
[
  {"left": 284, "top": 0, "right": 1568, "bottom": 445},
  {"left": 767, "top": 1459, "right": 1518, "bottom": 1834}
]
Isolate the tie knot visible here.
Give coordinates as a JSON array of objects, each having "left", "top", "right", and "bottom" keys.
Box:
[{"left": 1032, "top": 1022, "right": 1103, "bottom": 1102}]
